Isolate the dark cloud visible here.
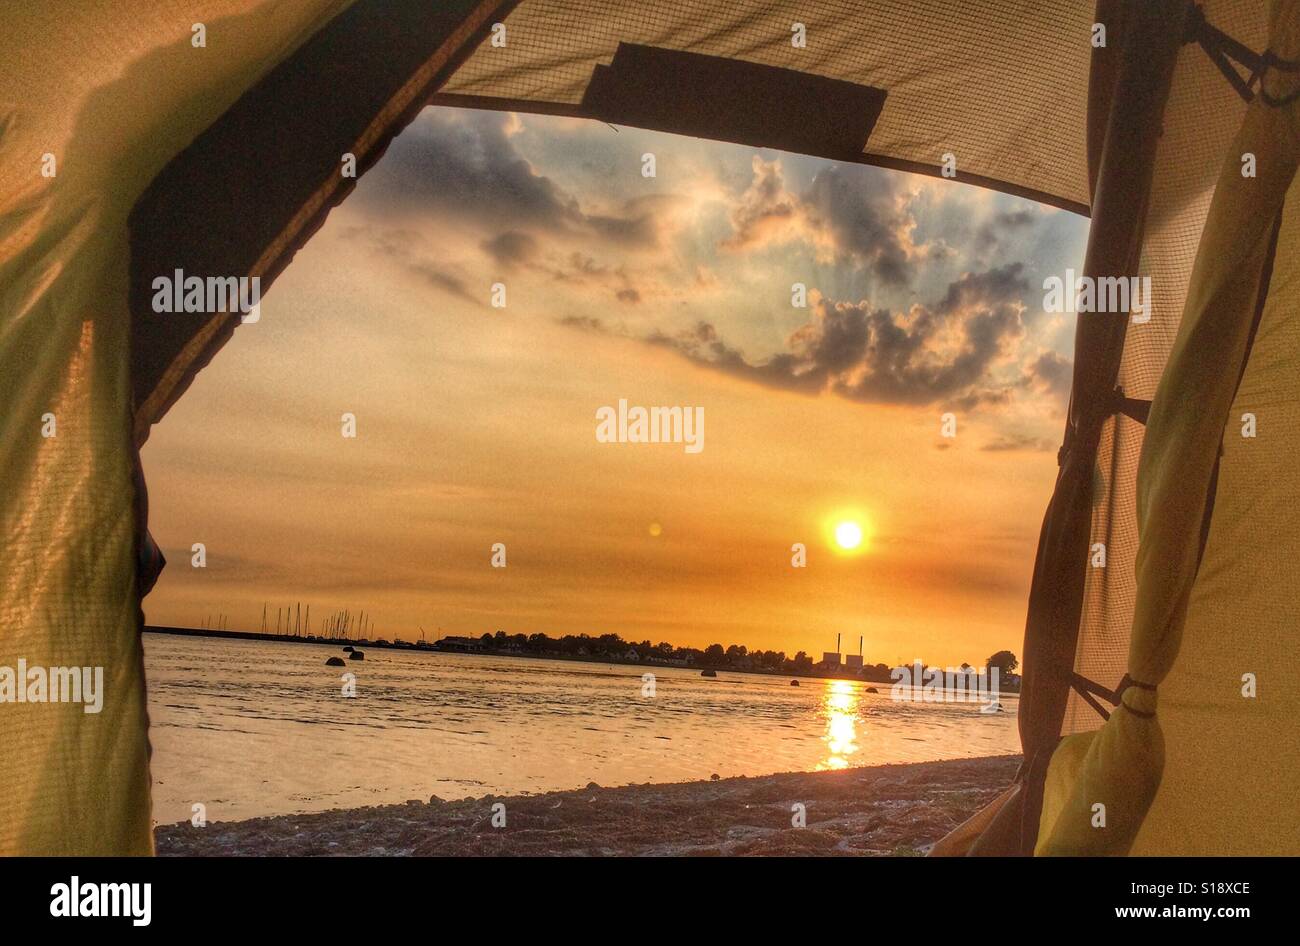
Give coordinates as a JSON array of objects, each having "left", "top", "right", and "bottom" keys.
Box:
[
  {"left": 975, "top": 207, "right": 1039, "bottom": 259},
  {"left": 722, "top": 158, "right": 923, "bottom": 287},
  {"left": 358, "top": 109, "right": 579, "bottom": 227},
  {"left": 481, "top": 230, "right": 538, "bottom": 266},
  {"left": 644, "top": 264, "right": 1030, "bottom": 408},
  {"left": 358, "top": 108, "right": 666, "bottom": 250},
  {"left": 802, "top": 164, "right": 918, "bottom": 286},
  {"left": 993, "top": 209, "right": 1036, "bottom": 229},
  {"left": 1025, "top": 350, "right": 1073, "bottom": 399},
  {"left": 586, "top": 205, "right": 664, "bottom": 248},
  {"left": 933, "top": 264, "right": 1031, "bottom": 314},
  {"left": 400, "top": 259, "right": 483, "bottom": 308}
]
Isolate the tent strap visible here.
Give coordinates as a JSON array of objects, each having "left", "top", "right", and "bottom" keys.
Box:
[
  {"left": 1056, "top": 388, "right": 1150, "bottom": 466},
  {"left": 1069, "top": 672, "right": 1158, "bottom": 722},
  {"left": 1110, "top": 387, "right": 1151, "bottom": 425},
  {"left": 1185, "top": 2, "right": 1300, "bottom": 106}
]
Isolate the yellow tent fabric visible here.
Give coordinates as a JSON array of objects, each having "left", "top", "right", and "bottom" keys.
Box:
[
  {"left": 0, "top": 0, "right": 356, "bottom": 856},
  {"left": 1038, "top": 0, "right": 1300, "bottom": 855},
  {"left": 1133, "top": 139, "right": 1300, "bottom": 857}
]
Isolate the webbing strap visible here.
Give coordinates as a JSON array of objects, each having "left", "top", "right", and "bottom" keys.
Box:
[
  {"left": 1111, "top": 387, "right": 1151, "bottom": 425},
  {"left": 1185, "top": 3, "right": 1300, "bottom": 106},
  {"left": 1054, "top": 389, "right": 1151, "bottom": 467},
  {"left": 1070, "top": 672, "right": 1158, "bottom": 722}
]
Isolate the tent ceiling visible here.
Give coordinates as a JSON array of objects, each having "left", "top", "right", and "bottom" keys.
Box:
[{"left": 438, "top": 0, "right": 1096, "bottom": 213}]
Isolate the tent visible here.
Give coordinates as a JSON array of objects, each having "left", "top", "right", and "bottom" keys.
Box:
[{"left": 0, "top": 0, "right": 1295, "bottom": 855}]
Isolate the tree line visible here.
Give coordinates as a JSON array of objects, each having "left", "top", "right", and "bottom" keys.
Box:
[{"left": 465, "top": 629, "right": 1018, "bottom": 680}]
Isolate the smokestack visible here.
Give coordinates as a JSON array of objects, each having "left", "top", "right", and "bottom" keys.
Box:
[
  {"left": 836, "top": 632, "right": 841, "bottom": 654},
  {"left": 859, "top": 635, "right": 864, "bottom": 656}
]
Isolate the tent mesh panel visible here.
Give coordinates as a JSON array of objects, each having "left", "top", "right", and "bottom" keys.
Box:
[{"left": 1063, "top": 0, "right": 1268, "bottom": 734}]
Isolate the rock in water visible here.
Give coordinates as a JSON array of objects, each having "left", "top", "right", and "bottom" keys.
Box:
[
  {"left": 325, "top": 656, "right": 346, "bottom": 667},
  {"left": 700, "top": 669, "right": 717, "bottom": 677},
  {"left": 790, "top": 679, "right": 800, "bottom": 686},
  {"left": 349, "top": 650, "right": 365, "bottom": 660}
]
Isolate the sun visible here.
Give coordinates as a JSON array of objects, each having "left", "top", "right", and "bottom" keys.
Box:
[
  {"left": 823, "top": 510, "right": 872, "bottom": 555},
  {"left": 834, "top": 520, "right": 863, "bottom": 550}
]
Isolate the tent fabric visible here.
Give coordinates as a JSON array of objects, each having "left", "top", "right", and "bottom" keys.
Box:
[
  {"left": 2, "top": 0, "right": 1294, "bottom": 857},
  {"left": 1037, "top": 0, "right": 1300, "bottom": 855},
  {"left": 437, "top": 0, "right": 1095, "bottom": 213},
  {"left": 927, "top": 783, "right": 1019, "bottom": 857},
  {"left": 1134, "top": 173, "right": 1300, "bottom": 854},
  {"left": 0, "top": 0, "right": 361, "bottom": 856},
  {"left": 1008, "top": 0, "right": 1192, "bottom": 856},
  {"left": 1063, "top": 0, "right": 1269, "bottom": 737},
  {"left": 129, "top": 0, "right": 506, "bottom": 443}
]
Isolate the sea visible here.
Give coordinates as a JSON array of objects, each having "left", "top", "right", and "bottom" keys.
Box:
[{"left": 143, "top": 631, "right": 1019, "bottom": 826}]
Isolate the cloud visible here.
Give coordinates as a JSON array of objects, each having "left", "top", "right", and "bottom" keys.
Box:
[
  {"left": 723, "top": 156, "right": 801, "bottom": 250},
  {"left": 356, "top": 108, "right": 673, "bottom": 252},
  {"left": 980, "top": 433, "right": 1056, "bottom": 452},
  {"left": 357, "top": 109, "right": 579, "bottom": 228},
  {"left": 973, "top": 207, "right": 1041, "bottom": 263},
  {"left": 1024, "top": 350, "right": 1073, "bottom": 400},
  {"left": 560, "top": 315, "right": 607, "bottom": 331},
  {"left": 802, "top": 165, "right": 924, "bottom": 285},
  {"left": 720, "top": 156, "right": 938, "bottom": 287},
  {"left": 979, "top": 209, "right": 1037, "bottom": 240},
  {"left": 402, "top": 260, "right": 482, "bottom": 307},
  {"left": 342, "top": 224, "right": 484, "bottom": 307},
  {"left": 584, "top": 194, "right": 681, "bottom": 250},
  {"left": 640, "top": 263, "right": 1030, "bottom": 408},
  {"left": 481, "top": 230, "right": 539, "bottom": 266}
]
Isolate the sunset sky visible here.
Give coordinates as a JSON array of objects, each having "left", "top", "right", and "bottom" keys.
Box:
[{"left": 140, "top": 105, "right": 1088, "bottom": 667}]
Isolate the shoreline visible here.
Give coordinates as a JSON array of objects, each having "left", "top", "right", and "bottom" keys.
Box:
[
  {"left": 154, "top": 754, "right": 1019, "bottom": 856},
  {"left": 143, "top": 626, "right": 1020, "bottom": 689}
]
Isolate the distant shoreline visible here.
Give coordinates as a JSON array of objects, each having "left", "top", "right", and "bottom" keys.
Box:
[{"left": 143, "top": 624, "right": 964, "bottom": 687}]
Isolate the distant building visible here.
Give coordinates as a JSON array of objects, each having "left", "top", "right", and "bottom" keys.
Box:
[
  {"left": 821, "top": 651, "right": 841, "bottom": 667},
  {"left": 435, "top": 635, "right": 484, "bottom": 652},
  {"left": 845, "top": 654, "right": 864, "bottom": 669}
]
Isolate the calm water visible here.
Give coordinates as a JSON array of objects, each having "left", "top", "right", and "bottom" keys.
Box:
[{"left": 143, "top": 632, "right": 1019, "bottom": 826}]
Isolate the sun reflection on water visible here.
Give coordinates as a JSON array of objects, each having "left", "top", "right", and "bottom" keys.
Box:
[{"left": 818, "top": 679, "right": 861, "bottom": 770}]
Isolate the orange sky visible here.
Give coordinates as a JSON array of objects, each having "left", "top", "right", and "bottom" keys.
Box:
[{"left": 141, "top": 107, "right": 1087, "bottom": 667}]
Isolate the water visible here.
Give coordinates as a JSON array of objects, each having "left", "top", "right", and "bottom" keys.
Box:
[{"left": 143, "top": 632, "right": 1019, "bottom": 826}]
